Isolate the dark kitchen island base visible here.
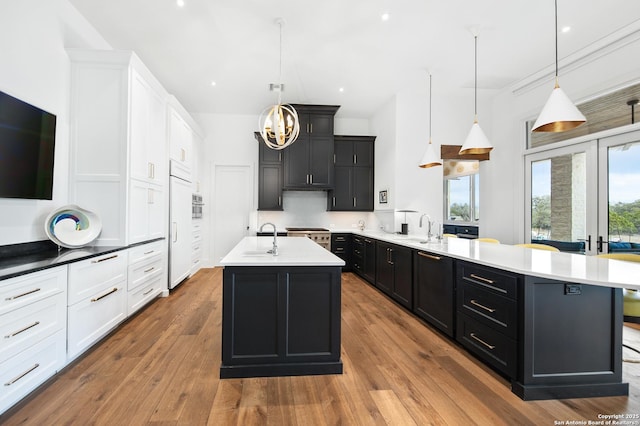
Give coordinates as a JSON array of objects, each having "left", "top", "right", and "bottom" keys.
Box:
[{"left": 220, "top": 265, "right": 342, "bottom": 379}]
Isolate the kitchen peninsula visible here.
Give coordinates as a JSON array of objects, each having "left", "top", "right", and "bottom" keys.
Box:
[
  {"left": 219, "top": 236, "right": 345, "bottom": 378},
  {"left": 339, "top": 230, "right": 639, "bottom": 400}
]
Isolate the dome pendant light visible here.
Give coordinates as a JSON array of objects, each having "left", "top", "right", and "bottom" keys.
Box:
[
  {"left": 459, "top": 34, "right": 493, "bottom": 155},
  {"left": 258, "top": 18, "right": 300, "bottom": 150},
  {"left": 532, "top": 0, "right": 586, "bottom": 132},
  {"left": 419, "top": 72, "right": 442, "bottom": 168}
]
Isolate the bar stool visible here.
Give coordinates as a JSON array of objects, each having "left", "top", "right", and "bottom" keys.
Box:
[
  {"left": 597, "top": 253, "right": 640, "bottom": 323},
  {"left": 515, "top": 243, "right": 560, "bottom": 252},
  {"left": 476, "top": 238, "right": 500, "bottom": 243}
]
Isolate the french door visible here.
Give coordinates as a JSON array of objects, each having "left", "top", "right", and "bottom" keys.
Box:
[{"left": 525, "top": 129, "right": 640, "bottom": 255}]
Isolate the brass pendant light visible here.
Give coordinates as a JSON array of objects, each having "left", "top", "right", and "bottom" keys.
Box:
[
  {"left": 532, "top": 0, "right": 586, "bottom": 132},
  {"left": 419, "top": 72, "right": 442, "bottom": 168},
  {"left": 258, "top": 18, "right": 300, "bottom": 150},
  {"left": 459, "top": 34, "right": 493, "bottom": 155}
]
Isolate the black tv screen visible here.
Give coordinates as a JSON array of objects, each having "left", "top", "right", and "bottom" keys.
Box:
[{"left": 0, "top": 90, "right": 56, "bottom": 200}]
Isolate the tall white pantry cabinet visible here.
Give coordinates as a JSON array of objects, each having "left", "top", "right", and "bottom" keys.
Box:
[{"left": 67, "top": 49, "right": 168, "bottom": 248}]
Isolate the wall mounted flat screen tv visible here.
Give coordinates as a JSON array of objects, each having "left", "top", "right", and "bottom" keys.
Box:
[{"left": 0, "top": 90, "right": 56, "bottom": 200}]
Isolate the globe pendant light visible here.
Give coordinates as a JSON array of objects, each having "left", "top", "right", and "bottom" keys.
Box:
[
  {"left": 419, "top": 72, "right": 442, "bottom": 168},
  {"left": 459, "top": 34, "right": 493, "bottom": 155},
  {"left": 532, "top": 0, "right": 586, "bottom": 132},
  {"left": 258, "top": 18, "right": 300, "bottom": 150}
]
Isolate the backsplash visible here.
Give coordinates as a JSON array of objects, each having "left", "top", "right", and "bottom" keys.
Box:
[{"left": 254, "top": 191, "right": 381, "bottom": 233}]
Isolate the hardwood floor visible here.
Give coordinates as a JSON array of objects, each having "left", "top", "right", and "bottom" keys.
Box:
[{"left": 3, "top": 268, "right": 640, "bottom": 425}]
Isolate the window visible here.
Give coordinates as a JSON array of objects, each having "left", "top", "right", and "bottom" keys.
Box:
[{"left": 444, "top": 172, "right": 479, "bottom": 223}]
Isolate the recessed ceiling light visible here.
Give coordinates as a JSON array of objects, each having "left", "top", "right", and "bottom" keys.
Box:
[
  {"left": 381, "top": 13, "right": 390, "bottom": 21},
  {"left": 562, "top": 26, "right": 571, "bottom": 33},
  {"left": 177, "top": 0, "right": 185, "bottom": 7},
  {"left": 211, "top": 81, "right": 216, "bottom": 87},
  {"left": 339, "top": 87, "right": 344, "bottom": 93}
]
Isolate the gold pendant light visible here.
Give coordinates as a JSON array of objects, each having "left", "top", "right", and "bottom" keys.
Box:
[
  {"left": 258, "top": 18, "right": 300, "bottom": 150},
  {"left": 419, "top": 72, "right": 442, "bottom": 168},
  {"left": 532, "top": 0, "right": 586, "bottom": 132},
  {"left": 459, "top": 34, "right": 493, "bottom": 155}
]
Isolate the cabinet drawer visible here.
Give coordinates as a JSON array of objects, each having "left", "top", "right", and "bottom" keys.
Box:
[
  {"left": 457, "top": 313, "right": 517, "bottom": 378},
  {"left": 128, "top": 254, "right": 163, "bottom": 292},
  {"left": 128, "top": 274, "right": 163, "bottom": 316},
  {"left": 0, "top": 293, "right": 66, "bottom": 364},
  {"left": 458, "top": 281, "right": 518, "bottom": 339},
  {"left": 67, "top": 282, "right": 127, "bottom": 361},
  {"left": 0, "top": 330, "right": 66, "bottom": 414},
  {"left": 0, "top": 267, "right": 66, "bottom": 316},
  {"left": 458, "top": 262, "right": 519, "bottom": 300},
  {"left": 128, "top": 240, "right": 164, "bottom": 264},
  {"left": 68, "top": 251, "right": 127, "bottom": 306}
]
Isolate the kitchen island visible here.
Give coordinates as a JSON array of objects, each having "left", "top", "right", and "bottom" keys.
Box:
[
  {"left": 219, "top": 236, "right": 345, "bottom": 378},
  {"left": 337, "top": 230, "right": 638, "bottom": 400}
]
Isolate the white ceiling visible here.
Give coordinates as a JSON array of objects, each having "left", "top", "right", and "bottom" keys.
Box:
[{"left": 68, "top": 0, "right": 640, "bottom": 118}]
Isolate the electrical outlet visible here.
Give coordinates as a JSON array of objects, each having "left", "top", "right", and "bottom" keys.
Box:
[{"left": 565, "top": 284, "right": 582, "bottom": 295}]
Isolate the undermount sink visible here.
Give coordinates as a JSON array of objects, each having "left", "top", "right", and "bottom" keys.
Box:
[{"left": 240, "top": 250, "right": 273, "bottom": 257}]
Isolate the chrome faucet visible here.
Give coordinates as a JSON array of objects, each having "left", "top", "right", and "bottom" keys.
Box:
[
  {"left": 419, "top": 214, "right": 432, "bottom": 240},
  {"left": 259, "top": 222, "right": 278, "bottom": 255}
]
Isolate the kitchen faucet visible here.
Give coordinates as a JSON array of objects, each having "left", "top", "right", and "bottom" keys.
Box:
[
  {"left": 419, "top": 214, "right": 432, "bottom": 241},
  {"left": 259, "top": 222, "right": 278, "bottom": 255}
]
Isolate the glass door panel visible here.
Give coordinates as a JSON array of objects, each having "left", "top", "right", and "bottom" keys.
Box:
[
  {"left": 598, "top": 131, "right": 640, "bottom": 254},
  {"left": 525, "top": 141, "right": 598, "bottom": 254}
]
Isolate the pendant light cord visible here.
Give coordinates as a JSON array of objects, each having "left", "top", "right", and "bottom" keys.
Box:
[
  {"left": 277, "top": 20, "right": 283, "bottom": 104},
  {"left": 554, "top": 0, "right": 559, "bottom": 84},
  {"left": 474, "top": 35, "right": 478, "bottom": 119},
  {"left": 428, "top": 73, "right": 432, "bottom": 142}
]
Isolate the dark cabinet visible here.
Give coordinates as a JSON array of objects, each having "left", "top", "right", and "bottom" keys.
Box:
[
  {"left": 456, "top": 261, "right": 519, "bottom": 378},
  {"left": 375, "top": 241, "right": 412, "bottom": 309},
  {"left": 331, "top": 233, "right": 352, "bottom": 271},
  {"left": 329, "top": 136, "right": 375, "bottom": 211},
  {"left": 413, "top": 250, "right": 455, "bottom": 337},
  {"left": 256, "top": 133, "right": 283, "bottom": 210},
  {"left": 352, "top": 235, "right": 375, "bottom": 284},
  {"left": 283, "top": 105, "right": 339, "bottom": 190},
  {"left": 221, "top": 266, "right": 343, "bottom": 378}
]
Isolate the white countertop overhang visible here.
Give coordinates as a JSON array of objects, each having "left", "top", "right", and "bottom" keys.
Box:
[
  {"left": 349, "top": 230, "right": 640, "bottom": 290},
  {"left": 220, "top": 236, "right": 345, "bottom": 267}
]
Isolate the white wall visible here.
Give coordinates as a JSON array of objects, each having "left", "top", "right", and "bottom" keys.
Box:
[
  {"left": 0, "top": 0, "right": 110, "bottom": 246},
  {"left": 483, "top": 29, "right": 640, "bottom": 244}
]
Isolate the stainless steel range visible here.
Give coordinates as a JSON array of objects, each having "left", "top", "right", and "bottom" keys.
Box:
[{"left": 286, "top": 227, "right": 331, "bottom": 251}]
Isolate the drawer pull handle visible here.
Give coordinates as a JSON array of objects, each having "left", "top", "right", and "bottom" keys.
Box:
[
  {"left": 91, "top": 287, "right": 119, "bottom": 302},
  {"left": 418, "top": 252, "right": 441, "bottom": 261},
  {"left": 6, "top": 288, "right": 41, "bottom": 301},
  {"left": 470, "top": 333, "right": 496, "bottom": 350},
  {"left": 144, "top": 250, "right": 155, "bottom": 255},
  {"left": 470, "top": 274, "right": 494, "bottom": 285},
  {"left": 143, "top": 288, "right": 154, "bottom": 296},
  {"left": 5, "top": 321, "right": 40, "bottom": 339},
  {"left": 144, "top": 267, "right": 156, "bottom": 273},
  {"left": 92, "top": 254, "right": 118, "bottom": 264},
  {"left": 5, "top": 363, "right": 40, "bottom": 386},
  {"left": 336, "top": 237, "right": 345, "bottom": 241},
  {"left": 470, "top": 299, "right": 496, "bottom": 313}
]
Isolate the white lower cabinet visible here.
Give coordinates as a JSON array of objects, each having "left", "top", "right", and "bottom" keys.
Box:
[
  {"left": 190, "top": 221, "right": 203, "bottom": 276},
  {"left": 0, "top": 267, "right": 67, "bottom": 415},
  {"left": 127, "top": 240, "right": 165, "bottom": 315},
  {"left": 67, "top": 252, "right": 128, "bottom": 361}
]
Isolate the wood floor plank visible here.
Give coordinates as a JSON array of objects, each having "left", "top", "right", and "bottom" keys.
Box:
[{"left": 3, "top": 268, "right": 640, "bottom": 425}]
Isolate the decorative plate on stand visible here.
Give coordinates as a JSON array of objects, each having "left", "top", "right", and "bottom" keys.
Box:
[{"left": 44, "top": 205, "right": 102, "bottom": 249}]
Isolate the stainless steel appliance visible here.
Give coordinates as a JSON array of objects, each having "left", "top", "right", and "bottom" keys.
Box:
[
  {"left": 192, "top": 193, "right": 203, "bottom": 219},
  {"left": 286, "top": 227, "right": 331, "bottom": 251}
]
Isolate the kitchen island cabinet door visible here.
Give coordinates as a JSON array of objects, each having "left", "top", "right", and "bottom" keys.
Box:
[
  {"left": 221, "top": 266, "right": 342, "bottom": 378},
  {"left": 413, "top": 250, "right": 455, "bottom": 337}
]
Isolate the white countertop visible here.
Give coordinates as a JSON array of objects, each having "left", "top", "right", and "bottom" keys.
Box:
[
  {"left": 220, "top": 236, "right": 345, "bottom": 267},
  {"left": 349, "top": 230, "right": 640, "bottom": 290}
]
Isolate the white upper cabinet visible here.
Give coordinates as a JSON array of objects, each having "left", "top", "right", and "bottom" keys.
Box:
[
  {"left": 68, "top": 49, "right": 169, "bottom": 246},
  {"left": 168, "top": 97, "right": 194, "bottom": 179}
]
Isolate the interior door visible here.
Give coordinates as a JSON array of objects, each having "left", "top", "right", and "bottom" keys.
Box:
[
  {"left": 212, "top": 165, "right": 253, "bottom": 265},
  {"left": 525, "top": 141, "right": 598, "bottom": 254},
  {"left": 598, "top": 130, "right": 640, "bottom": 254}
]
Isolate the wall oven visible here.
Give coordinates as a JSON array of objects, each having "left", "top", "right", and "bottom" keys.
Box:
[{"left": 192, "top": 194, "right": 203, "bottom": 219}]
